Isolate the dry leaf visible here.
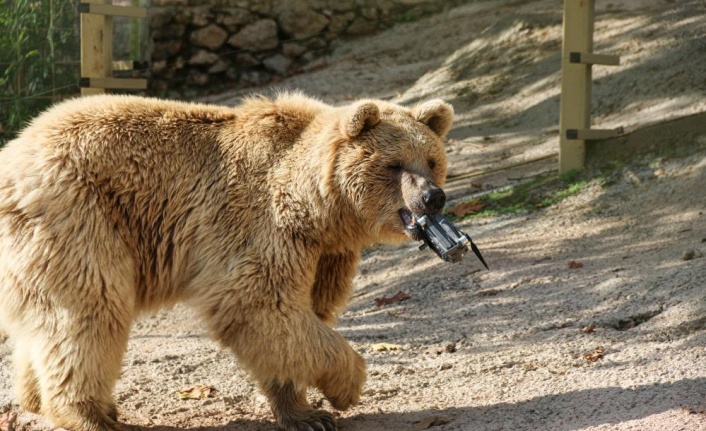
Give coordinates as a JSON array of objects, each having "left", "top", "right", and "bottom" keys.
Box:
[
  {"left": 412, "top": 415, "right": 452, "bottom": 431},
  {"left": 177, "top": 384, "right": 215, "bottom": 400},
  {"left": 375, "top": 290, "right": 410, "bottom": 307},
  {"left": 583, "top": 347, "right": 605, "bottom": 362},
  {"left": 582, "top": 323, "right": 596, "bottom": 334},
  {"left": 524, "top": 361, "right": 540, "bottom": 371},
  {"left": 448, "top": 199, "right": 486, "bottom": 218},
  {"left": 568, "top": 260, "right": 584, "bottom": 269},
  {"left": 371, "top": 342, "right": 402, "bottom": 352}
]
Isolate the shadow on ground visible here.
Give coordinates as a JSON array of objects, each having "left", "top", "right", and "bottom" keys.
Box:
[{"left": 126, "top": 378, "right": 706, "bottom": 431}]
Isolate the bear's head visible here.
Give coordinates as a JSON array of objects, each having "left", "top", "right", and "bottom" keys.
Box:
[{"left": 332, "top": 99, "right": 454, "bottom": 244}]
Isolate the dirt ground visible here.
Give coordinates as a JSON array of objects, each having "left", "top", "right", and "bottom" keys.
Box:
[{"left": 2, "top": 0, "right": 706, "bottom": 430}]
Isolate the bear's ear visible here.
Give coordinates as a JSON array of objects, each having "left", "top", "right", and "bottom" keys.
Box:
[
  {"left": 412, "top": 100, "right": 454, "bottom": 138},
  {"left": 343, "top": 102, "right": 381, "bottom": 138}
]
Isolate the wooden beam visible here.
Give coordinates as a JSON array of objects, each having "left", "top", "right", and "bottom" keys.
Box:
[
  {"left": 569, "top": 51, "right": 620, "bottom": 66},
  {"left": 80, "top": 77, "right": 148, "bottom": 90},
  {"left": 80, "top": 0, "right": 112, "bottom": 96},
  {"left": 79, "top": 2, "right": 147, "bottom": 18},
  {"left": 565, "top": 127, "right": 623, "bottom": 141},
  {"left": 558, "top": 0, "right": 595, "bottom": 174}
]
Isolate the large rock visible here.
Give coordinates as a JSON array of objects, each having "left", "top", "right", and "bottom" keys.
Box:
[
  {"left": 346, "top": 17, "right": 377, "bottom": 35},
  {"left": 151, "top": 0, "right": 187, "bottom": 5},
  {"left": 151, "top": 22, "right": 186, "bottom": 40},
  {"left": 328, "top": 13, "right": 352, "bottom": 34},
  {"left": 151, "top": 60, "right": 167, "bottom": 75},
  {"left": 282, "top": 42, "right": 307, "bottom": 58},
  {"left": 235, "top": 52, "right": 261, "bottom": 67},
  {"left": 152, "top": 40, "right": 183, "bottom": 61},
  {"left": 189, "top": 24, "right": 228, "bottom": 51},
  {"left": 149, "top": 8, "right": 173, "bottom": 29},
  {"left": 188, "top": 49, "right": 220, "bottom": 65},
  {"left": 278, "top": 2, "right": 329, "bottom": 39},
  {"left": 244, "top": 0, "right": 272, "bottom": 15},
  {"left": 328, "top": 0, "right": 355, "bottom": 11},
  {"left": 173, "top": 7, "right": 192, "bottom": 25},
  {"left": 187, "top": 70, "right": 209, "bottom": 86},
  {"left": 239, "top": 69, "right": 272, "bottom": 86},
  {"left": 361, "top": 7, "right": 378, "bottom": 20},
  {"left": 307, "top": 0, "right": 327, "bottom": 9},
  {"left": 208, "top": 60, "right": 229, "bottom": 74},
  {"left": 263, "top": 54, "right": 292, "bottom": 75},
  {"left": 227, "top": 19, "right": 278, "bottom": 51},
  {"left": 215, "top": 7, "right": 254, "bottom": 32},
  {"left": 191, "top": 6, "right": 213, "bottom": 27}
]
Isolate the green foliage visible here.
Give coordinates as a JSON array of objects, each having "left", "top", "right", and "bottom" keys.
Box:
[
  {"left": 448, "top": 173, "right": 591, "bottom": 220},
  {"left": 559, "top": 168, "right": 582, "bottom": 183},
  {"left": 400, "top": 10, "right": 423, "bottom": 23},
  {"left": 0, "top": 0, "right": 80, "bottom": 146}
]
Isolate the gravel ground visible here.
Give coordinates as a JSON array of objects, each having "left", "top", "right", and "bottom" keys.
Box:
[{"left": 2, "top": 1, "right": 706, "bottom": 430}]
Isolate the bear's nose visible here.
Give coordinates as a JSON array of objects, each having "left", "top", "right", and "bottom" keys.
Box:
[{"left": 422, "top": 188, "right": 446, "bottom": 213}]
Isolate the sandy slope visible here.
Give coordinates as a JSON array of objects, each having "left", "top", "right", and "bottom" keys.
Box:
[{"left": 2, "top": 1, "right": 706, "bottom": 430}]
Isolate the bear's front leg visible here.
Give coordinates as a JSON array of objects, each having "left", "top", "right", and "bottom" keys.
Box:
[
  {"left": 204, "top": 303, "right": 365, "bottom": 431},
  {"left": 262, "top": 380, "right": 338, "bottom": 431},
  {"left": 311, "top": 251, "right": 360, "bottom": 326},
  {"left": 259, "top": 316, "right": 365, "bottom": 431}
]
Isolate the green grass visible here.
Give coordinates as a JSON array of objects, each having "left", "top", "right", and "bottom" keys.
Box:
[
  {"left": 448, "top": 172, "right": 590, "bottom": 221},
  {"left": 399, "top": 11, "right": 423, "bottom": 23}
]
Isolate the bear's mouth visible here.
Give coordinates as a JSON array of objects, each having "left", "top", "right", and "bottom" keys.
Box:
[{"left": 398, "top": 208, "right": 423, "bottom": 241}]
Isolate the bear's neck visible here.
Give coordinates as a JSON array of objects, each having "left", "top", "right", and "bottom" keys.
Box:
[{"left": 270, "top": 128, "right": 372, "bottom": 254}]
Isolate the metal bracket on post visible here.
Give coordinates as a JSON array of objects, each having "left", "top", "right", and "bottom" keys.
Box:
[
  {"left": 565, "top": 127, "right": 623, "bottom": 141},
  {"left": 79, "top": 77, "right": 148, "bottom": 90},
  {"left": 569, "top": 51, "right": 620, "bottom": 66}
]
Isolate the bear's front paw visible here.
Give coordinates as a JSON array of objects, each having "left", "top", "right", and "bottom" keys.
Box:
[
  {"left": 320, "top": 350, "right": 366, "bottom": 411},
  {"left": 279, "top": 409, "right": 337, "bottom": 431}
]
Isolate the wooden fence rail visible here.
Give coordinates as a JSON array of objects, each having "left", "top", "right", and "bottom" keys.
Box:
[{"left": 79, "top": 0, "right": 147, "bottom": 96}]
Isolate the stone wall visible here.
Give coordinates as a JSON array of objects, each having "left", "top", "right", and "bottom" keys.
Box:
[{"left": 149, "top": 0, "right": 465, "bottom": 95}]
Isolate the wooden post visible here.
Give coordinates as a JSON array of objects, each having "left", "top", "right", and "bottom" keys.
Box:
[
  {"left": 80, "top": 0, "right": 113, "bottom": 96},
  {"left": 559, "top": 0, "right": 594, "bottom": 174}
]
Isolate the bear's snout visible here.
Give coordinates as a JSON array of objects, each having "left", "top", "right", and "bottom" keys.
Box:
[
  {"left": 422, "top": 187, "right": 446, "bottom": 213},
  {"left": 401, "top": 171, "right": 447, "bottom": 215}
]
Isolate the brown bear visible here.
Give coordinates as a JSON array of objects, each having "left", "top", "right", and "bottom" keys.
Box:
[{"left": 0, "top": 92, "right": 453, "bottom": 431}]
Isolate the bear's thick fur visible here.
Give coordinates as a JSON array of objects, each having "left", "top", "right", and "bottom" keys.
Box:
[{"left": 0, "top": 93, "right": 453, "bottom": 431}]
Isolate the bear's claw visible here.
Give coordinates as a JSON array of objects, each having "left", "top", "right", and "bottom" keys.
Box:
[{"left": 281, "top": 410, "right": 337, "bottom": 431}]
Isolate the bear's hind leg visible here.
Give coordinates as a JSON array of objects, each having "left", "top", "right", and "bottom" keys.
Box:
[
  {"left": 34, "top": 315, "right": 130, "bottom": 431},
  {"left": 14, "top": 341, "right": 42, "bottom": 413}
]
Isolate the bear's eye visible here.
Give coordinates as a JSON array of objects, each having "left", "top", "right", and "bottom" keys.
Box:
[
  {"left": 428, "top": 159, "right": 437, "bottom": 169},
  {"left": 387, "top": 162, "right": 403, "bottom": 172}
]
